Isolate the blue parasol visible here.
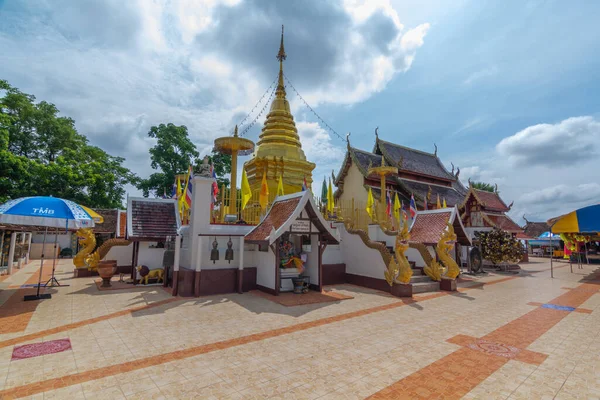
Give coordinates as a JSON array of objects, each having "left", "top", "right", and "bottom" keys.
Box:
[{"left": 0, "top": 196, "right": 95, "bottom": 301}]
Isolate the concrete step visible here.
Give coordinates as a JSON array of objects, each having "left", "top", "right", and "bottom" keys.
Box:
[
  {"left": 411, "top": 268, "right": 423, "bottom": 276},
  {"left": 412, "top": 281, "right": 440, "bottom": 294},
  {"left": 410, "top": 274, "right": 431, "bottom": 283}
]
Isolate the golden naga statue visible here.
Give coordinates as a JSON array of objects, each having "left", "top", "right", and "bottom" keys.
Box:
[
  {"left": 385, "top": 220, "right": 413, "bottom": 286},
  {"left": 424, "top": 222, "right": 459, "bottom": 281},
  {"left": 73, "top": 228, "right": 96, "bottom": 269},
  {"left": 74, "top": 228, "right": 131, "bottom": 271}
]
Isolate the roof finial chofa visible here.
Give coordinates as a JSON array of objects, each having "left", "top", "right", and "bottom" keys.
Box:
[
  {"left": 451, "top": 162, "right": 455, "bottom": 174},
  {"left": 277, "top": 25, "right": 286, "bottom": 62},
  {"left": 375, "top": 126, "right": 379, "bottom": 138},
  {"left": 275, "top": 25, "right": 287, "bottom": 99},
  {"left": 434, "top": 143, "right": 437, "bottom": 156}
]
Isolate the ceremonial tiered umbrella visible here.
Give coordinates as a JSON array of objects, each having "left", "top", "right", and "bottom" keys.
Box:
[
  {"left": 0, "top": 196, "right": 95, "bottom": 301},
  {"left": 213, "top": 125, "right": 255, "bottom": 217}
]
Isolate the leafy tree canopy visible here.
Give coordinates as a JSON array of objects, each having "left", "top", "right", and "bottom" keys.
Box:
[
  {"left": 471, "top": 181, "right": 496, "bottom": 193},
  {"left": 0, "top": 79, "right": 138, "bottom": 208},
  {"left": 137, "top": 123, "right": 232, "bottom": 197}
]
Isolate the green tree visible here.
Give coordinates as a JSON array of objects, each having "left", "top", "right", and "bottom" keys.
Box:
[
  {"left": 205, "top": 149, "right": 231, "bottom": 188},
  {"left": 472, "top": 181, "right": 496, "bottom": 193},
  {"left": 0, "top": 79, "right": 137, "bottom": 208},
  {"left": 137, "top": 123, "right": 199, "bottom": 197}
]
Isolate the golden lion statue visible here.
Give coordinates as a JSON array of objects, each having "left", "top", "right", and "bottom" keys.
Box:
[{"left": 136, "top": 266, "right": 164, "bottom": 285}]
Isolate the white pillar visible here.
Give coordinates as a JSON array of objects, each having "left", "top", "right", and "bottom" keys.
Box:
[
  {"left": 26, "top": 233, "right": 32, "bottom": 264},
  {"left": 173, "top": 234, "right": 181, "bottom": 272},
  {"left": 189, "top": 177, "right": 215, "bottom": 270},
  {"left": 0, "top": 231, "right": 5, "bottom": 267},
  {"left": 17, "top": 233, "right": 26, "bottom": 269},
  {"left": 239, "top": 236, "right": 244, "bottom": 270},
  {"left": 7, "top": 232, "right": 17, "bottom": 275},
  {"left": 195, "top": 236, "right": 203, "bottom": 272}
]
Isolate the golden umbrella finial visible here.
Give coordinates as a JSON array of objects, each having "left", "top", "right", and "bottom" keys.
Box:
[{"left": 214, "top": 126, "right": 255, "bottom": 217}]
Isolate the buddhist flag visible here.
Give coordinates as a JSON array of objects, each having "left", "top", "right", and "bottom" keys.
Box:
[
  {"left": 301, "top": 176, "right": 308, "bottom": 192},
  {"left": 184, "top": 165, "right": 193, "bottom": 208},
  {"left": 366, "top": 187, "right": 375, "bottom": 219},
  {"left": 386, "top": 189, "right": 392, "bottom": 217},
  {"left": 409, "top": 193, "right": 417, "bottom": 218},
  {"left": 176, "top": 176, "right": 182, "bottom": 199},
  {"left": 277, "top": 175, "right": 284, "bottom": 197},
  {"left": 241, "top": 169, "right": 252, "bottom": 210},
  {"left": 443, "top": 198, "right": 447, "bottom": 208},
  {"left": 327, "top": 177, "right": 334, "bottom": 213},
  {"left": 423, "top": 192, "right": 428, "bottom": 210},
  {"left": 259, "top": 172, "right": 269, "bottom": 210},
  {"left": 437, "top": 193, "right": 441, "bottom": 209},
  {"left": 393, "top": 192, "right": 401, "bottom": 222},
  {"left": 321, "top": 177, "right": 327, "bottom": 206}
]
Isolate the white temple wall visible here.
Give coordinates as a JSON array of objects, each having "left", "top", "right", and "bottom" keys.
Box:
[
  {"left": 406, "top": 247, "right": 426, "bottom": 267},
  {"left": 137, "top": 242, "right": 165, "bottom": 270},
  {"left": 32, "top": 232, "right": 71, "bottom": 250},
  {"left": 103, "top": 243, "right": 133, "bottom": 266},
  {"left": 338, "top": 163, "right": 368, "bottom": 205},
  {"left": 305, "top": 233, "right": 319, "bottom": 286},
  {"left": 255, "top": 247, "right": 275, "bottom": 289},
  {"left": 322, "top": 244, "right": 342, "bottom": 264},
  {"left": 337, "top": 223, "right": 386, "bottom": 279}
]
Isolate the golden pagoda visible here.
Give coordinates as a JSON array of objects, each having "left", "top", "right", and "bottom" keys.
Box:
[{"left": 243, "top": 25, "right": 315, "bottom": 195}]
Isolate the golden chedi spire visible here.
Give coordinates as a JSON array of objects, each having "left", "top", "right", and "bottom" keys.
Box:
[{"left": 243, "top": 25, "right": 315, "bottom": 195}]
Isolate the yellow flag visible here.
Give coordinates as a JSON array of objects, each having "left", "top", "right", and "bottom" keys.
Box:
[
  {"left": 366, "top": 187, "right": 375, "bottom": 219},
  {"left": 393, "top": 192, "right": 401, "bottom": 222},
  {"left": 241, "top": 169, "right": 252, "bottom": 210},
  {"left": 443, "top": 198, "right": 447, "bottom": 208},
  {"left": 259, "top": 172, "right": 269, "bottom": 210},
  {"left": 277, "top": 175, "right": 284, "bottom": 197},
  {"left": 327, "top": 177, "right": 334, "bottom": 213},
  {"left": 436, "top": 193, "right": 441, "bottom": 209}
]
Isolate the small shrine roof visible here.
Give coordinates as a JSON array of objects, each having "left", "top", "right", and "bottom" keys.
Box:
[
  {"left": 375, "top": 138, "right": 456, "bottom": 181},
  {"left": 245, "top": 191, "right": 339, "bottom": 245},
  {"left": 127, "top": 198, "right": 181, "bottom": 241},
  {"left": 483, "top": 213, "right": 523, "bottom": 233},
  {"left": 462, "top": 188, "right": 511, "bottom": 212},
  {"left": 409, "top": 207, "right": 471, "bottom": 245},
  {"left": 523, "top": 221, "right": 550, "bottom": 238},
  {"left": 90, "top": 208, "right": 118, "bottom": 235}
]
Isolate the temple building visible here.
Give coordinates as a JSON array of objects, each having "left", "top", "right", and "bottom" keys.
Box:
[
  {"left": 334, "top": 131, "right": 468, "bottom": 208},
  {"left": 458, "top": 185, "right": 522, "bottom": 237},
  {"left": 243, "top": 26, "right": 315, "bottom": 195}
]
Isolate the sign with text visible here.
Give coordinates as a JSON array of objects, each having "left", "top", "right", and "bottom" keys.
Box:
[{"left": 290, "top": 220, "right": 311, "bottom": 233}]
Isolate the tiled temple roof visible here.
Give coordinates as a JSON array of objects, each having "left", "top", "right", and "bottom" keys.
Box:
[
  {"left": 245, "top": 191, "right": 338, "bottom": 245},
  {"left": 375, "top": 138, "right": 456, "bottom": 181},
  {"left": 523, "top": 221, "right": 550, "bottom": 238},
  {"left": 126, "top": 198, "right": 180, "bottom": 241},
  {"left": 398, "top": 178, "right": 465, "bottom": 207},
  {"left": 409, "top": 208, "right": 471, "bottom": 245},
  {"left": 483, "top": 213, "right": 522, "bottom": 233},
  {"left": 91, "top": 208, "right": 118, "bottom": 234},
  {"left": 245, "top": 197, "right": 302, "bottom": 242}
]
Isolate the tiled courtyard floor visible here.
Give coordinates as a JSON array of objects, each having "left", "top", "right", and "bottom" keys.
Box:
[{"left": 0, "top": 257, "right": 598, "bottom": 399}]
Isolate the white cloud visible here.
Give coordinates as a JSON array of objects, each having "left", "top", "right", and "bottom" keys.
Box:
[
  {"left": 1, "top": 0, "right": 429, "bottom": 198},
  {"left": 463, "top": 66, "right": 498, "bottom": 85},
  {"left": 496, "top": 116, "right": 600, "bottom": 167}
]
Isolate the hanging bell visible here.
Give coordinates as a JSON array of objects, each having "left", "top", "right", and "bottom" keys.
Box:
[
  {"left": 210, "top": 237, "right": 219, "bottom": 263},
  {"left": 225, "top": 236, "right": 234, "bottom": 263}
]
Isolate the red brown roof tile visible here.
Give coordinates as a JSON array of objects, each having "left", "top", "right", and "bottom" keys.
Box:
[
  {"left": 473, "top": 189, "right": 510, "bottom": 212},
  {"left": 245, "top": 197, "right": 302, "bottom": 242},
  {"left": 484, "top": 213, "right": 523, "bottom": 233},
  {"left": 127, "top": 199, "right": 179, "bottom": 241},
  {"left": 409, "top": 211, "right": 452, "bottom": 244}
]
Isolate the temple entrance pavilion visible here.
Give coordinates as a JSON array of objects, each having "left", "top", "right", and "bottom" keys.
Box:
[{"left": 244, "top": 191, "right": 338, "bottom": 295}]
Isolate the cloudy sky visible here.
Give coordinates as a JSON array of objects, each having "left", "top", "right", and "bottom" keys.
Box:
[{"left": 2, "top": 0, "right": 599, "bottom": 222}]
